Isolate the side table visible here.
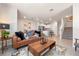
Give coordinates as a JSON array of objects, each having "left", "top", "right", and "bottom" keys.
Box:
[{"left": 0, "top": 37, "right": 12, "bottom": 54}]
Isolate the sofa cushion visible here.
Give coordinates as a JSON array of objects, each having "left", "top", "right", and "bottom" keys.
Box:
[
  {"left": 35, "top": 30, "right": 41, "bottom": 37},
  {"left": 15, "top": 31, "right": 25, "bottom": 40},
  {"left": 15, "top": 32, "right": 20, "bottom": 37},
  {"left": 27, "top": 31, "right": 33, "bottom": 37}
]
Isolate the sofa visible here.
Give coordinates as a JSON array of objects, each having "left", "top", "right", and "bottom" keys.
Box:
[{"left": 12, "top": 35, "right": 40, "bottom": 49}]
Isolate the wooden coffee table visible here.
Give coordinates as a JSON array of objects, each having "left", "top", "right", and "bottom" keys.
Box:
[{"left": 28, "top": 39, "right": 56, "bottom": 56}]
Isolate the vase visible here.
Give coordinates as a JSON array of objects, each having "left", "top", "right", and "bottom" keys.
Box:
[{"left": 40, "top": 37, "right": 47, "bottom": 45}]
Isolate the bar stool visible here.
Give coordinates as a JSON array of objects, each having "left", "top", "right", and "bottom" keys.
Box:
[{"left": 74, "top": 38, "right": 79, "bottom": 51}]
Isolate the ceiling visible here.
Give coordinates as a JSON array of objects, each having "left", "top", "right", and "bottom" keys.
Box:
[
  {"left": 10, "top": 3, "right": 72, "bottom": 19},
  {"left": 0, "top": 3, "right": 73, "bottom": 23}
]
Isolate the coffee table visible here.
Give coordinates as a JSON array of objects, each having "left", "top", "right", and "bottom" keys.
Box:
[{"left": 28, "top": 39, "right": 56, "bottom": 56}]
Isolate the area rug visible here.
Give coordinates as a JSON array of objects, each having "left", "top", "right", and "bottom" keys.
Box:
[{"left": 11, "top": 45, "right": 67, "bottom": 56}]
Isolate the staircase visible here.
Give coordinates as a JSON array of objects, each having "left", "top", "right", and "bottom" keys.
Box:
[{"left": 62, "top": 27, "right": 72, "bottom": 39}]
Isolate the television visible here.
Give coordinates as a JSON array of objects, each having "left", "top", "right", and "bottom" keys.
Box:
[{"left": 0, "top": 23, "right": 10, "bottom": 29}]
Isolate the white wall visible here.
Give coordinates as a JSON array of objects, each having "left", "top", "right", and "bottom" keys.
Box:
[
  {"left": 73, "top": 4, "right": 79, "bottom": 46},
  {"left": 18, "top": 19, "right": 38, "bottom": 31},
  {"left": 0, "top": 4, "right": 17, "bottom": 36},
  {"left": 54, "top": 6, "right": 73, "bottom": 36},
  {"left": 18, "top": 18, "right": 58, "bottom": 36},
  {"left": 52, "top": 6, "right": 72, "bottom": 21}
]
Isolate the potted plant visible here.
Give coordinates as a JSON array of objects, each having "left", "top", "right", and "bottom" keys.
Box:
[{"left": 1, "top": 30, "right": 10, "bottom": 39}]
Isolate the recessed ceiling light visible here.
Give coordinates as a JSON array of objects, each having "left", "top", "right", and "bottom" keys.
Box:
[
  {"left": 24, "top": 16, "right": 26, "bottom": 19},
  {"left": 65, "top": 16, "right": 69, "bottom": 18},
  {"left": 65, "top": 16, "right": 72, "bottom": 18}
]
